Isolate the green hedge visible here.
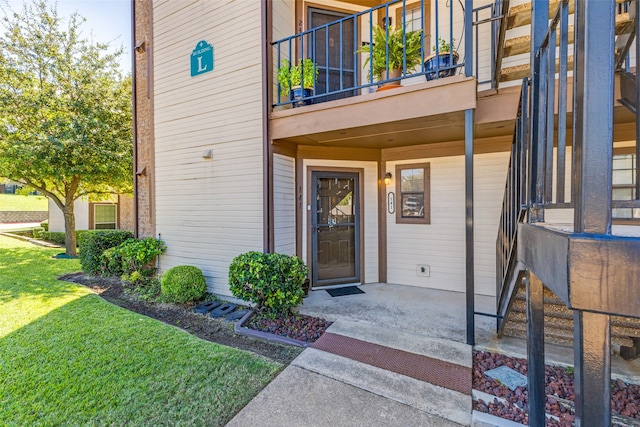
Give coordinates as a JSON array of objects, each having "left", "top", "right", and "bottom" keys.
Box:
[
  {"left": 79, "top": 230, "right": 134, "bottom": 274},
  {"left": 161, "top": 266, "right": 207, "bottom": 303},
  {"left": 228, "top": 251, "right": 307, "bottom": 316},
  {"left": 35, "top": 230, "right": 90, "bottom": 247}
]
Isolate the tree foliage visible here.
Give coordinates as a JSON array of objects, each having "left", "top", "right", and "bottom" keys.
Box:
[{"left": 0, "top": 0, "right": 132, "bottom": 255}]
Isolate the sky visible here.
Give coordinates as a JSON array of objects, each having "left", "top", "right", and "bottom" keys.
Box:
[{"left": 3, "top": 0, "right": 132, "bottom": 74}]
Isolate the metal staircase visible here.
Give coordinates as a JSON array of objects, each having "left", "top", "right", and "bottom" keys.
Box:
[
  {"left": 493, "top": 0, "right": 640, "bottom": 424},
  {"left": 496, "top": 0, "right": 640, "bottom": 348},
  {"left": 495, "top": 0, "right": 634, "bottom": 88}
]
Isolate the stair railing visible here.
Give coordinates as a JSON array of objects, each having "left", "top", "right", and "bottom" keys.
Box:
[
  {"left": 613, "top": 0, "right": 640, "bottom": 213},
  {"left": 529, "top": 0, "right": 571, "bottom": 222},
  {"left": 472, "top": 0, "right": 509, "bottom": 90},
  {"left": 495, "top": 77, "right": 529, "bottom": 330}
]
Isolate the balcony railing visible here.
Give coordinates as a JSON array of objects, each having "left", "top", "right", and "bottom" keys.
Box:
[{"left": 272, "top": 0, "right": 472, "bottom": 108}]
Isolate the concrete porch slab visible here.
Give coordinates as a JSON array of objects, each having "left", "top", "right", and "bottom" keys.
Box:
[{"left": 299, "top": 282, "right": 497, "bottom": 345}]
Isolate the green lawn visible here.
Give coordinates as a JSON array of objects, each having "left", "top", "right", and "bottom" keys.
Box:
[
  {"left": 0, "top": 235, "right": 281, "bottom": 426},
  {"left": 0, "top": 193, "right": 48, "bottom": 211}
]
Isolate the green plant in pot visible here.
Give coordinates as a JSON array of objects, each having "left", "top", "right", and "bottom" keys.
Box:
[
  {"left": 277, "top": 58, "right": 318, "bottom": 107},
  {"left": 424, "top": 37, "right": 459, "bottom": 81},
  {"left": 357, "top": 25, "right": 423, "bottom": 89}
]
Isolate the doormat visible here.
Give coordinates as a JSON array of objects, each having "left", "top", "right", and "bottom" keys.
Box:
[{"left": 326, "top": 286, "right": 365, "bottom": 297}]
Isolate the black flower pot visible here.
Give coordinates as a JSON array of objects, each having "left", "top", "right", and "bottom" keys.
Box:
[
  {"left": 290, "top": 87, "right": 314, "bottom": 108},
  {"left": 424, "top": 52, "right": 459, "bottom": 81}
]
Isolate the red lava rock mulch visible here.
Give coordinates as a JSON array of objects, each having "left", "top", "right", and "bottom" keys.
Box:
[
  {"left": 473, "top": 350, "right": 640, "bottom": 427},
  {"left": 245, "top": 312, "right": 333, "bottom": 343}
]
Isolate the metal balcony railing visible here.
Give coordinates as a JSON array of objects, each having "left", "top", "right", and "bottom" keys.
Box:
[{"left": 272, "top": 0, "right": 470, "bottom": 108}]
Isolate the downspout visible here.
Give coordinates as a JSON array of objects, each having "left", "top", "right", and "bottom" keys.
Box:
[
  {"left": 262, "top": 0, "right": 274, "bottom": 253},
  {"left": 131, "top": 0, "right": 139, "bottom": 238}
]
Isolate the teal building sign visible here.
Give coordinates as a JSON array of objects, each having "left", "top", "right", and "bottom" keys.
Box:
[{"left": 191, "top": 40, "right": 214, "bottom": 77}]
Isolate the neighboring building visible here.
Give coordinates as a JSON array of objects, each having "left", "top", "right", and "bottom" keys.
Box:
[
  {"left": 48, "top": 195, "right": 134, "bottom": 232},
  {"left": 133, "top": 0, "right": 638, "bottom": 422}
]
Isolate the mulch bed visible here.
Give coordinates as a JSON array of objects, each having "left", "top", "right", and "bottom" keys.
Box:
[
  {"left": 59, "top": 272, "right": 305, "bottom": 365},
  {"left": 473, "top": 350, "right": 640, "bottom": 426}
]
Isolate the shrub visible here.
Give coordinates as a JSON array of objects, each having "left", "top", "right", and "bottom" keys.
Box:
[
  {"left": 31, "top": 227, "right": 44, "bottom": 238},
  {"left": 79, "top": 230, "right": 134, "bottom": 274},
  {"left": 37, "top": 229, "right": 90, "bottom": 247},
  {"left": 101, "top": 237, "right": 166, "bottom": 277},
  {"left": 38, "top": 231, "right": 66, "bottom": 245},
  {"left": 228, "top": 251, "right": 307, "bottom": 316},
  {"left": 40, "top": 219, "right": 48, "bottom": 231},
  {"left": 161, "top": 266, "right": 207, "bottom": 303}
]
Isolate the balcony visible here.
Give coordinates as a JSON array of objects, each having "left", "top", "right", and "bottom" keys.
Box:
[{"left": 269, "top": 0, "right": 511, "bottom": 149}]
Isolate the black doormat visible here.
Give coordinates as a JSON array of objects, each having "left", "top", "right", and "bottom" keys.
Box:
[{"left": 326, "top": 286, "right": 365, "bottom": 297}]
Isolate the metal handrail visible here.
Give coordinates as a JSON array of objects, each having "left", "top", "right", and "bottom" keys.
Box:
[
  {"left": 528, "top": 0, "right": 571, "bottom": 219},
  {"left": 495, "top": 78, "right": 528, "bottom": 321},
  {"left": 272, "top": 0, "right": 465, "bottom": 108}
]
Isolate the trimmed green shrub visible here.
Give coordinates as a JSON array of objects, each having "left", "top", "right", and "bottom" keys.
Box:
[
  {"left": 31, "top": 227, "right": 44, "bottom": 238},
  {"left": 37, "top": 229, "right": 90, "bottom": 247},
  {"left": 40, "top": 219, "right": 48, "bottom": 231},
  {"left": 161, "top": 266, "right": 207, "bottom": 303},
  {"left": 101, "top": 237, "right": 166, "bottom": 277},
  {"left": 228, "top": 251, "right": 307, "bottom": 316},
  {"left": 79, "top": 230, "right": 134, "bottom": 274}
]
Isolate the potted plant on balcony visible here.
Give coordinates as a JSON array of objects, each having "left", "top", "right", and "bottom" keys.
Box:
[
  {"left": 424, "top": 37, "right": 459, "bottom": 81},
  {"left": 357, "top": 25, "right": 423, "bottom": 91},
  {"left": 277, "top": 58, "right": 318, "bottom": 107}
]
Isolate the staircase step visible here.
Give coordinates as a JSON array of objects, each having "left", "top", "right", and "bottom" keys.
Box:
[
  {"left": 507, "top": 304, "right": 640, "bottom": 338},
  {"left": 506, "top": 0, "right": 574, "bottom": 31},
  {"left": 505, "top": 0, "right": 627, "bottom": 31},
  {"left": 503, "top": 319, "right": 636, "bottom": 348},
  {"left": 512, "top": 293, "right": 566, "bottom": 308},
  {"left": 500, "top": 55, "right": 574, "bottom": 83},
  {"left": 503, "top": 13, "right": 632, "bottom": 59},
  {"left": 503, "top": 321, "right": 575, "bottom": 347},
  {"left": 503, "top": 26, "right": 575, "bottom": 58},
  {"left": 295, "top": 321, "right": 473, "bottom": 426}
]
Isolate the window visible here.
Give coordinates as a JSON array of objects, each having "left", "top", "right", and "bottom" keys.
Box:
[
  {"left": 395, "top": 1, "right": 431, "bottom": 55},
  {"left": 612, "top": 153, "right": 640, "bottom": 220},
  {"left": 404, "top": 6, "right": 422, "bottom": 32},
  {"left": 94, "top": 204, "right": 117, "bottom": 229},
  {"left": 395, "top": 162, "right": 430, "bottom": 224}
]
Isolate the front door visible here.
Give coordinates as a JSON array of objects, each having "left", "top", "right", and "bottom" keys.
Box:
[{"left": 311, "top": 172, "right": 360, "bottom": 286}]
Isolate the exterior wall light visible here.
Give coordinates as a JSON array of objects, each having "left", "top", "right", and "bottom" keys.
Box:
[
  {"left": 202, "top": 149, "right": 213, "bottom": 159},
  {"left": 384, "top": 172, "right": 392, "bottom": 185}
]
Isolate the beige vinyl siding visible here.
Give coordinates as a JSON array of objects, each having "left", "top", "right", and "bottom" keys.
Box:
[
  {"left": 273, "top": 154, "right": 296, "bottom": 255},
  {"left": 302, "top": 159, "right": 379, "bottom": 284},
  {"left": 153, "top": 0, "right": 264, "bottom": 296},
  {"left": 386, "top": 151, "right": 510, "bottom": 296},
  {"left": 272, "top": 0, "right": 295, "bottom": 42}
]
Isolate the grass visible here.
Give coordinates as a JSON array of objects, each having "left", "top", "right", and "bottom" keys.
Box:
[
  {"left": 0, "top": 193, "right": 48, "bottom": 211},
  {"left": 0, "top": 235, "right": 281, "bottom": 426}
]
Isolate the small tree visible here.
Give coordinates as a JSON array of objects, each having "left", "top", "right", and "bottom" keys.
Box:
[{"left": 0, "top": 1, "right": 132, "bottom": 255}]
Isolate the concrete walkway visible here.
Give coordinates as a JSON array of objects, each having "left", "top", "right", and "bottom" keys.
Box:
[
  {"left": 227, "top": 283, "right": 640, "bottom": 426},
  {"left": 227, "top": 364, "right": 463, "bottom": 427},
  {"left": 0, "top": 222, "right": 41, "bottom": 231}
]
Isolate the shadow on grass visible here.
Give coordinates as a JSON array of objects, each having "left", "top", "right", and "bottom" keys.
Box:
[{"left": 0, "top": 293, "right": 281, "bottom": 427}]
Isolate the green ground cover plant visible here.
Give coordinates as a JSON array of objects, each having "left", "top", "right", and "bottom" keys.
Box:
[
  {"left": 0, "top": 235, "right": 281, "bottom": 426},
  {"left": 0, "top": 193, "right": 48, "bottom": 211}
]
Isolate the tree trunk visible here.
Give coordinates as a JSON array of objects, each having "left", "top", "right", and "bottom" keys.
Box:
[{"left": 63, "top": 205, "right": 77, "bottom": 256}]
